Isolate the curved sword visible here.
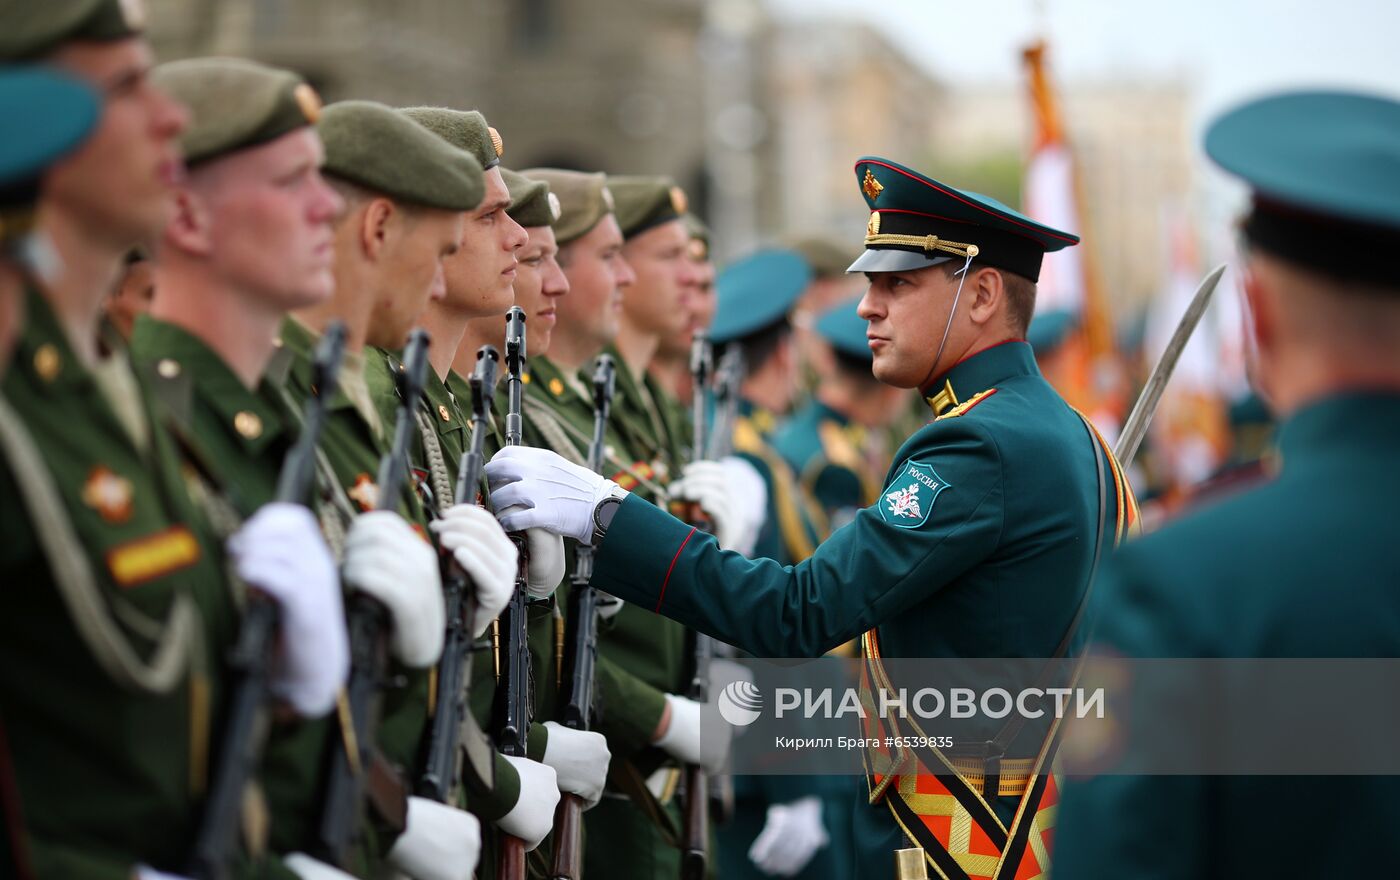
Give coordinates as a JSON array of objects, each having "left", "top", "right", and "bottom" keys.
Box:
[{"left": 1114, "top": 263, "right": 1229, "bottom": 469}]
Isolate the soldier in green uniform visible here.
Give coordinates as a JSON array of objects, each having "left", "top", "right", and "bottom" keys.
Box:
[
  {"left": 133, "top": 58, "right": 512, "bottom": 879},
  {"left": 487, "top": 156, "right": 1136, "bottom": 880},
  {"left": 646, "top": 213, "right": 716, "bottom": 408},
  {"left": 511, "top": 169, "right": 736, "bottom": 880},
  {"left": 773, "top": 296, "right": 907, "bottom": 532},
  {"left": 0, "top": 5, "right": 352, "bottom": 877},
  {"left": 0, "top": 58, "right": 100, "bottom": 880},
  {"left": 1055, "top": 91, "right": 1400, "bottom": 879},
  {"left": 276, "top": 99, "right": 558, "bottom": 863}
]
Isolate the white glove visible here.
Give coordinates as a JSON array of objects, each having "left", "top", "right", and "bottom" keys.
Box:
[
  {"left": 134, "top": 867, "right": 191, "bottom": 880},
  {"left": 541, "top": 721, "right": 611, "bottom": 810},
  {"left": 666, "top": 461, "right": 737, "bottom": 550},
  {"left": 227, "top": 502, "right": 347, "bottom": 717},
  {"left": 486, "top": 446, "right": 626, "bottom": 544},
  {"left": 654, "top": 693, "right": 732, "bottom": 776},
  {"left": 386, "top": 796, "right": 481, "bottom": 880},
  {"left": 720, "top": 455, "right": 769, "bottom": 557},
  {"left": 429, "top": 503, "right": 518, "bottom": 637},
  {"left": 748, "top": 796, "right": 829, "bottom": 877},
  {"left": 596, "top": 590, "right": 624, "bottom": 621},
  {"left": 343, "top": 510, "right": 444, "bottom": 668},
  {"left": 497, "top": 507, "right": 566, "bottom": 599},
  {"left": 282, "top": 854, "right": 361, "bottom": 880},
  {"left": 497, "top": 754, "right": 561, "bottom": 851}
]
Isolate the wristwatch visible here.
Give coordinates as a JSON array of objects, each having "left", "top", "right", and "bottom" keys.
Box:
[{"left": 591, "top": 494, "right": 624, "bottom": 545}]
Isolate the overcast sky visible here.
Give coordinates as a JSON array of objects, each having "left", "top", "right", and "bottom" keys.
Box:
[{"left": 765, "top": 0, "right": 1400, "bottom": 131}]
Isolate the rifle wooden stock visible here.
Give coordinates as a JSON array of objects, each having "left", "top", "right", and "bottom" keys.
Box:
[
  {"left": 548, "top": 355, "right": 615, "bottom": 880},
  {"left": 314, "top": 329, "right": 429, "bottom": 866},
  {"left": 680, "top": 763, "right": 709, "bottom": 880},
  {"left": 187, "top": 322, "right": 347, "bottom": 880}
]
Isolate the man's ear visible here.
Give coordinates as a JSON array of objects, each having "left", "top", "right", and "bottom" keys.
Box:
[
  {"left": 164, "top": 188, "right": 213, "bottom": 258},
  {"left": 965, "top": 266, "right": 1003, "bottom": 327},
  {"left": 360, "top": 197, "right": 396, "bottom": 261},
  {"left": 1240, "top": 260, "right": 1278, "bottom": 409}
]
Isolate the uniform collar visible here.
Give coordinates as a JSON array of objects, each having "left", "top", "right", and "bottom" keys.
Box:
[
  {"left": 919, "top": 339, "right": 1036, "bottom": 416},
  {"left": 277, "top": 316, "right": 358, "bottom": 415},
  {"left": 811, "top": 397, "right": 850, "bottom": 427},
  {"left": 131, "top": 315, "right": 288, "bottom": 456},
  {"left": 1276, "top": 391, "right": 1400, "bottom": 465}
]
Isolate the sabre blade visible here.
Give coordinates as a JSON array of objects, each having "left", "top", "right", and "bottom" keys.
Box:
[{"left": 1114, "top": 263, "right": 1228, "bottom": 469}]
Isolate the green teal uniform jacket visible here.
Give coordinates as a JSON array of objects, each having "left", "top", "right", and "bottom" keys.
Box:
[
  {"left": 588, "top": 341, "right": 1119, "bottom": 877},
  {"left": 772, "top": 398, "right": 879, "bottom": 529},
  {"left": 1054, "top": 392, "right": 1400, "bottom": 879},
  {"left": 129, "top": 317, "right": 349, "bottom": 873},
  {"left": 732, "top": 400, "right": 827, "bottom": 566},
  {"left": 0, "top": 287, "right": 233, "bottom": 877}
]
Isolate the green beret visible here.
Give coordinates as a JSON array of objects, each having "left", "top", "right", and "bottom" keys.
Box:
[
  {"left": 398, "top": 107, "right": 502, "bottom": 171},
  {"left": 782, "top": 233, "right": 859, "bottom": 280},
  {"left": 152, "top": 58, "right": 320, "bottom": 166},
  {"left": 0, "top": 0, "right": 143, "bottom": 61},
  {"left": 500, "top": 168, "right": 557, "bottom": 228},
  {"left": 607, "top": 175, "right": 687, "bottom": 239},
  {"left": 317, "top": 100, "right": 484, "bottom": 212},
  {"left": 522, "top": 168, "right": 613, "bottom": 246},
  {"left": 683, "top": 213, "right": 710, "bottom": 260}
]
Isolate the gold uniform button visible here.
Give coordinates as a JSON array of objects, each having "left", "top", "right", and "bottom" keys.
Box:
[
  {"left": 548, "top": 377, "right": 564, "bottom": 397},
  {"left": 234, "top": 411, "right": 263, "bottom": 439},
  {"left": 438, "top": 404, "right": 452, "bottom": 423},
  {"left": 157, "top": 358, "right": 181, "bottom": 379},
  {"left": 33, "top": 344, "right": 60, "bottom": 382}
]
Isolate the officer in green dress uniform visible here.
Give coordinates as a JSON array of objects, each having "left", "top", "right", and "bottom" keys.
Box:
[
  {"left": 0, "top": 59, "right": 100, "bottom": 880},
  {"left": 487, "top": 156, "right": 1135, "bottom": 880},
  {"left": 1055, "top": 90, "right": 1400, "bottom": 879},
  {"left": 0, "top": 5, "right": 350, "bottom": 877}
]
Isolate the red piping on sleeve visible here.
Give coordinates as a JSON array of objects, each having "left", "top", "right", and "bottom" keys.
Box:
[{"left": 655, "top": 527, "right": 698, "bottom": 613}]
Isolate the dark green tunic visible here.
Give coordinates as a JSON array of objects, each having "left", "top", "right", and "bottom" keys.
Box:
[
  {"left": 0, "top": 287, "right": 233, "bottom": 878},
  {"left": 588, "top": 341, "right": 1120, "bottom": 878},
  {"left": 1055, "top": 393, "right": 1400, "bottom": 879}
]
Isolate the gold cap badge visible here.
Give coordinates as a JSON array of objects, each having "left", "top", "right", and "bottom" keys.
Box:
[
  {"left": 669, "top": 186, "right": 688, "bottom": 215},
  {"left": 601, "top": 185, "right": 615, "bottom": 212},
  {"left": 488, "top": 127, "right": 504, "bottom": 158},
  {"left": 866, "top": 212, "right": 881, "bottom": 237},
  {"left": 862, "top": 168, "right": 884, "bottom": 201},
  {"left": 548, "top": 192, "right": 562, "bottom": 222}
]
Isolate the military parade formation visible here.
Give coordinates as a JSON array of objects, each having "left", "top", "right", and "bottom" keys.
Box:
[{"left": 4, "top": 1, "right": 1400, "bottom": 879}]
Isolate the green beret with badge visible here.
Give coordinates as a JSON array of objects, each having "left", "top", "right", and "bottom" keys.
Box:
[
  {"left": 849, "top": 155, "right": 1079, "bottom": 282},
  {"left": 398, "top": 106, "right": 503, "bottom": 171},
  {"left": 522, "top": 168, "right": 613, "bottom": 246},
  {"left": 814, "top": 295, "right": 872, "bottom": 363},
  {"left": 0, "top": 0, "right": 145, "bottom": 60},
  {"left": 500, "top": 167, "right": 557, "bottom": 228},
  {"left": 709, "top": 248, "right": 812, "bottom": 344},
  {"left": 152, "top": 57, "right": 321, "bottom": 166},
  {"left": 606, "top": 175, "right": 688, "bottom": 239},
  {"left": 0, "top": 66, "right": 99, "bottom": 260},
  {"left": 317, "top": 99, "right": 485, "bottom": 212},
  {"left": 1205, "top": 90, "right": 1400, "bottom": 289}
]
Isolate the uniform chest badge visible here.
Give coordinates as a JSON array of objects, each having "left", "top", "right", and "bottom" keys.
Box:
[
  {"left": 878, "top": 459, "right": 948, "bottom": 529},
  {"left": 82, "top": 465, "right": 134, "bottom": 524},
  {"left": 348, "top": 473, "right": 379, "bottom": 512}
]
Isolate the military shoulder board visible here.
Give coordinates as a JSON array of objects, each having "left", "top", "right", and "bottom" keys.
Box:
[{"left": 934, "top": 388, "right": 997, "bottom": 421}]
